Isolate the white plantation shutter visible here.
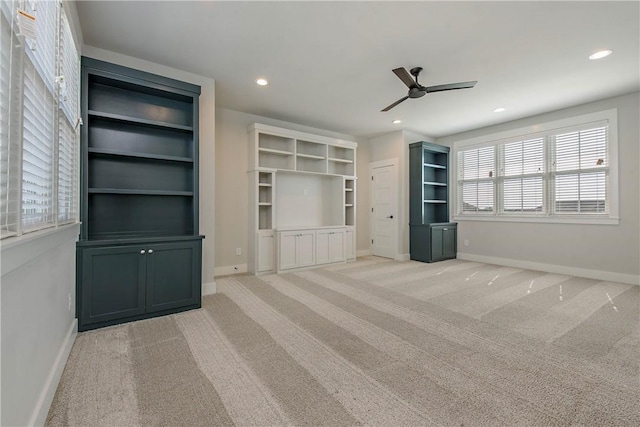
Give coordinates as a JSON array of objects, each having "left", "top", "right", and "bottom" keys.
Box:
[
  {"left": 457, "top": 146, "right": 495, "bottom": 213},
  {"left": 499, "top": 138, "right": 545, "bottom": 214},
  {"left": 551, "top": 125, "right": 608, "bottom": 214},
  {"left": 21, "top": 0, "right": 58, "bottom": 231},
  {"left": 0, "top": 0, "right": 79, "bottom": 239},
  {"left": 456, "top": 117, "right": 612, "bottom": 221},
  {"left": 57, "top": 6, "right": 78, "bottom": 223},
  {"left": 58, "top": 8, "right": 77, "bottom": 122},
  {"left": 22, "top": 58, "right": 55, "bottom": 230},
  {"left": 1, "top": 0, "right": 22, "bottom": 237}
]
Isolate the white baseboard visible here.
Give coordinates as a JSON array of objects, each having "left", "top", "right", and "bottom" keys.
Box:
[
  {"left": 214, "top": 264, "right": 248, "bottom": 277},
  {"left": 202, "top": 281, "right": 217, "bottom": 295},
  {"left": 30, "top": 318, "right": 77, "bottom": 427},
  {"left": 395, "top": 253, "right": 411, "bottom": 262},
  {"left": 356, "top": 249, "right": 371, "bottom": 257},
  {"left": 457, "top": 252, "right": 640, "bottom": 286}
]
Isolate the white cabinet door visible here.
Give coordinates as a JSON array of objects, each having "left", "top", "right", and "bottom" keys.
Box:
[
  {"left": 315, "top": 230, "right": 331, "bottom": 265},
  {"left": 297, "top": 231, "right": 315, "bottom": 267},
  {"left": 279, "top": 232, "right": 298, "bottom": 270},
  {"left": 257, "top": 232, "right": 274, "bottom": 272},
  {"left": 328, "top": 230, "right": 345, "bottom": 263},
  {"left": 345, "top": 228, "right": 355, "bottom": 260}
]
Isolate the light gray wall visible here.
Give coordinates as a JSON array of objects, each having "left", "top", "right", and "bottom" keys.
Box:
[
  {"left": 81, "top": 46, "right": 217, "bottom": 289},
  {"left": 1, "top": 225, "right": 79, "bottom": 426},
  {"left": 215, "top": 107, "right": 367, "bottom": 270},
  {"left": 367, "top": 130, "right": 432, "bottom": 258},
  {"left": 436, "top": 92, "right": 640, "bottom": 279}
]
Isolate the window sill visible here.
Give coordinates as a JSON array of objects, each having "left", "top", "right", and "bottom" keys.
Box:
[
  {"left": 453, "top": 215, "right": 619, "bottom": 225},
  {"left": 1, "top": 223, "right": 80, "bottom": 276}
]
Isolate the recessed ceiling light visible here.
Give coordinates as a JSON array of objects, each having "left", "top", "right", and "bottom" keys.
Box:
[
  {"left": 256, "top": 78, "right": 269, "bottom": 86},
  {"left": 493, "top": 107, "right": 505, "bottom": 113},
  {"left": 392, "top": 119, "right": 402, "bottom": 124},
  {"left": 589, "top": 49, "right": 613, "bottom": 60}
]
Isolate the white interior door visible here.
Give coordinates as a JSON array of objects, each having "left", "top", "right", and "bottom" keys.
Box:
[{"left": 371, "top": 162, "right": 397, "bottom": 258}]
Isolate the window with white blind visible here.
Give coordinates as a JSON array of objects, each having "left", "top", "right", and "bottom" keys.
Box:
[
  {"left": 0, "top": 0, "right": 80, "bottom": 239},
  {"left": 454, "top": 110, "right": 618, "bottom": 224}
]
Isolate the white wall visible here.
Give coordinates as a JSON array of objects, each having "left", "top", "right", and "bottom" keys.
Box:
[
  {"left": 1, "top": 225, "right": 80, "bottom": 426},
  {"left": 436, "top": 92, "right": 640, "bottom": 283},
  {"left": 215, "top": 107, "right": 367, "bottom": 272},
  {"left": 81, "top": 46, "right": 217, "bottom": 293}
]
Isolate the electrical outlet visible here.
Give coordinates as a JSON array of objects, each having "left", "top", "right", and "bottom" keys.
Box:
[
  {"left": 236, "top": 248, "right": 241, "bottom": 256},
  {"left": 67, "top": 292, "right": 72, "bottom": 311},
  {"left": 464, "top": 239, "right": 469, "bottom": 247}
]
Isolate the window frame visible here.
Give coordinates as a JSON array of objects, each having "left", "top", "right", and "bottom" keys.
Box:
[{"left": 452, "top": 109, "right": 619, "bottom": 225}]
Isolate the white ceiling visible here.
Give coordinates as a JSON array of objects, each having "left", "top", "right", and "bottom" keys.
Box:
[{"left": 76, "top": 1, "right": 639, "bottom": 139}]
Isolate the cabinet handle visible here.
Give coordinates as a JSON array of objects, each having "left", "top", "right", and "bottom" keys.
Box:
[
  {"left": 148, "top": 249, "right": 154, "bottom": 254},
  {"left": 140, "top": 250, "right": 146, "bottom": 254}
]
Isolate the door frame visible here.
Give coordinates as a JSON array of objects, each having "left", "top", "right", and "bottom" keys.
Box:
[{"left": 369, "top": 158, "right": 399, "bottom": 259}]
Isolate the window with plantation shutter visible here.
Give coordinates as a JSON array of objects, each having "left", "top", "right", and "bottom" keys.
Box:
[
  {"left": 454, "top": 111, "right": 617, "bottom": 224},
  {"left": 551, "top": 125, "right": 608, "bottom": 214},
  {"left": 1, "top": 0, "right": 22, "bottom": 238},
  {"left": 57, "top": 7, "right": 78, "bottom": 223},
  {"left": 499, "top": 137, "right": 545, "bottom": 214},
  {"left": 0, "top": 0, "right": 80, "bottom": 240},
  {"left": 457, "top": 145, "right": 495, "bottom": 213}
]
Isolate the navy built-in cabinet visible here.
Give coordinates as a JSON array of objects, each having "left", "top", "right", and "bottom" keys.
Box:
[
  {"left": 409, "top": 142, "right": 457, "bottom": 262},
  {"left": 77, "top": 57, "right": 203, "bottom": 331}
]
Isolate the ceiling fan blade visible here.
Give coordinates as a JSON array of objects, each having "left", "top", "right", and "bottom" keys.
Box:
[
  {"left": 425, "top": 81, "right": 477, "bottom": 93},
  {"left": 392, "top": 68, "right": 416, "bottom": 89},
  {"left": 381, "top": 96, "right": 409, "bottom": 112}
]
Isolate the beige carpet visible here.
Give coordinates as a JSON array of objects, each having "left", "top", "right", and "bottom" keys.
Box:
[{"left": 47, "top": 257, "right": 639, "bottom": 426}]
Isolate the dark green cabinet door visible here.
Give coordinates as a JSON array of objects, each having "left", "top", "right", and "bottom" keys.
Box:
[
  {"left": 431, "top": 227, "right": 444, "bottom": 260},
  {"left": 442, "top": 226, "right": 456, "bottom": 259},
  {"left": 146, "top": 241, "right": 201, "bottom": 313},
  {"left": 81, "top": 245, "right": 146, "bottom": 325},
  {"left": 430, "top": 224, "right": 457, "bottom": 262}
]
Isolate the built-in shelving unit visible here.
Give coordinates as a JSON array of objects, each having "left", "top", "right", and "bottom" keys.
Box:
[
  {"left": 77, "top": 57, "right": 203, "bottom": 331},
  {"left": 409, "top": 141, "right": 456, "bottom": 263},
  {"left": 248, "top": 124, "right": 357, "bottom": 274}
]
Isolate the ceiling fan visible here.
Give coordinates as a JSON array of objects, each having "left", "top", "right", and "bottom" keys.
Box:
[{"left": 381, "top": 67, "right": 477, "bottom": 112}]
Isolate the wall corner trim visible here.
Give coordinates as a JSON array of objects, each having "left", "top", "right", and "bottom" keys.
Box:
[
  {"left": 457, "top": 252, "right": 640, "bottom": 286},
  {"left": 29, "top": 319, "right": 77, "bottom": 427},
  {"left": 202, "top": 281, "right": 217, "bottom": 295}
]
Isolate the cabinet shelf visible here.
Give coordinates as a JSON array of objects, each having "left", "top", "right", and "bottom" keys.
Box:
[
  {"left": 345, "top": 203, "right": 354, "bottom": 207},
  {"left": 88, "top": 110, "right": 193, "bottom": 132},
  {"left": 296, "top": 153, "right": 325, "bottom": 160},
  {"left": 328, "top": 157, "right": 354, "bottom": 164},
  {"left": 258, "top": 183, "right": 272, "bottom": 187},
  {"left": 88, "top": 188, "right": 194, "bottom": 196},
  {"left": 258, "top": 202, "right": 272, "bottom": 206},
  {"left": 88, "top": 147, "right": 193, "bottom": 163},
  {"left": 259, "top": 147, "right": 294, "bottom": 156},
  {"left": 424, "top": 199, "right": 447, "bottom": 203},
  {"left": 424, "top": 181, "right": 447, "bottom": 186},
  {"left": 424, "top": 163, "right": 447, "bottom": 169}
]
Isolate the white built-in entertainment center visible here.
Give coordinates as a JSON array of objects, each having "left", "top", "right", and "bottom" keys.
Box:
[{"left": 248, "top": 123, "right": 357, "bottom": 274}]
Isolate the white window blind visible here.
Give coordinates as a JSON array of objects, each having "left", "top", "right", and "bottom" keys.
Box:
[
  {"left": 0, "top": 0, "right": 80, "bottom": 240},
  {"left": 499, "top": 137, "right": 545, "bottom": 214},
  {"left": 551, "top": 126, "right": 608, "bottom": 214},
  {"left": 455, "top": 116, "right": 613, "bottom": 223},
  {"left": 57, "top": 7, "right": 78, "bottom": 223},
  {"left": 457, "top": 145, "right": 495, "bottom": 213},
  {"left": 1, "top": 0, "right": 22, "bottom": 237},
  {"left": 22, "top": 58, "right": 55, "bottom": 230}
]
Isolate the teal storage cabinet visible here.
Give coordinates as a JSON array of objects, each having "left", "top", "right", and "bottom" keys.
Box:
[
  {"left": 409, "top": 142, "right": 457, "bottom": 262},
  {"left": 77, "top": 58, "right": 203, "bottom": 331}
]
